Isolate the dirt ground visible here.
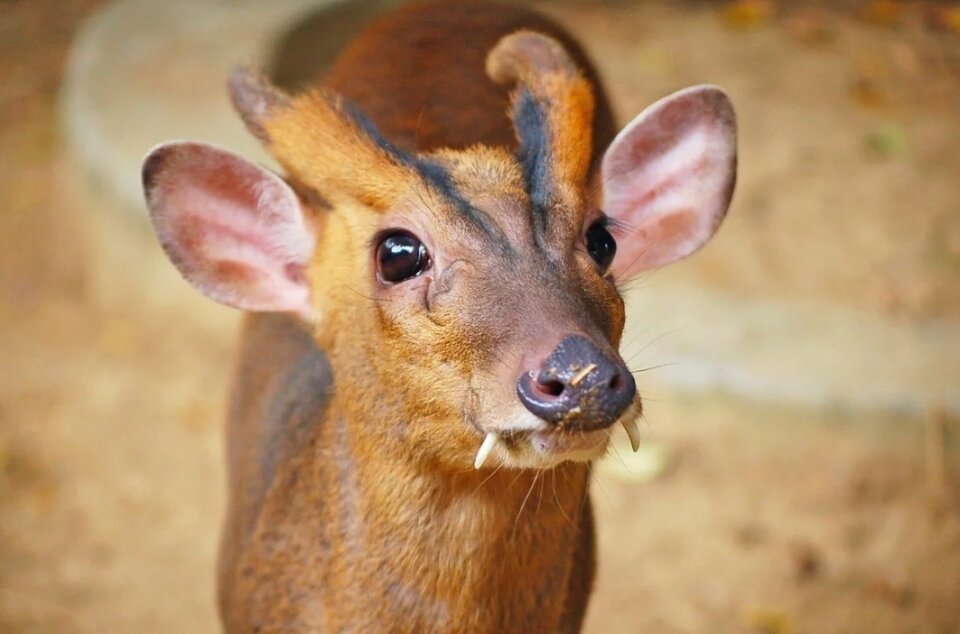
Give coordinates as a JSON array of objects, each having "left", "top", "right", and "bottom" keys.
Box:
[{"left": 1, "top": 1, "right": 959, "bottom": 633}]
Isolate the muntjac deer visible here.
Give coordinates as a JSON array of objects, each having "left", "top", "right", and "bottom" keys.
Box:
[{"left": 141, "top": 1, "right": 736, "bottom": 631}]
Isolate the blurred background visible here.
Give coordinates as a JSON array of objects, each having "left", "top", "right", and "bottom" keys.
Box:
[{"left": 1, "top": 0, "right": 958, "bottom": 632}]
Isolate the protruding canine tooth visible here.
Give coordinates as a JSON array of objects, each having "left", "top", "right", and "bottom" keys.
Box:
[
  {"left": 622, "top": 419, "right": 641, "bottom": 452},
  {"left": 474, "top": 432, "right": 499, "bottom": 470}
]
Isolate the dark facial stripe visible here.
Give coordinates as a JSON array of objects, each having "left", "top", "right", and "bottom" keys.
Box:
[
  {"left": 413, "top": 158, "right": 506, "bottom": 241},
  {"left": 512, "top": 88, "right": 552, "bottom": 228},
  {"left": 341, "top": 98, "right": 412, "bottom": 165},
  {"left": 342, "top": 97, "right": 508, "bottom": 246}
]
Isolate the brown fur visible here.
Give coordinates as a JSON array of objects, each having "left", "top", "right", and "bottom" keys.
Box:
[
  {"left": 217, "top": 2, "right": 626, "bottom": 632},
  {"left": 320, "top": 0, "right": 615, "bottom": 155}
]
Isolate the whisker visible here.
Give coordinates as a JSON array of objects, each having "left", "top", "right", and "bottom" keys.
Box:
[
  {"left": 513, "top": 472, "right": 541, "bottom": 537},
  {"left": 629, "top": 362, "right": 675, "bottom": 375},
  {"left": 472, "top": 462, "right": 504, "bottom": 495},
  {"left": 608, "top": 441, "right": 629, "bottom": 470},
  {"left": 551, "top": 469, "right": 576, "bottom": 531},
  {"left": 612, "top": 240, "right": 656, "bottom": 284},
  {"left": 592, "top": 469, "right": 614, "bottom": 509},
  {"left": 624, "top": 327, "right": 684, "bottom": 365},
  {"left": 339, "top": 284, "right": 387, "bottom": 304},
  {"left": 535, "top": 469, "right": 546, "bottom": 514}
]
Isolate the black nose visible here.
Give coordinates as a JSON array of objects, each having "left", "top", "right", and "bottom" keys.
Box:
[{"left": 516, "top": 335, "right": 636, "bottom": 430}]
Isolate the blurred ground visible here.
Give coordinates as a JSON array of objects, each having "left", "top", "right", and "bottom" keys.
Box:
[
  {"left": 1, "top": 1, "right": 959, "bottom": 633},
  {"left": 559, "top": 1, "right": 960, "bottom": 321}
]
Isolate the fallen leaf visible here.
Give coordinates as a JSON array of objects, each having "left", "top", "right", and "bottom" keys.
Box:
[
  {"left": 946, "top": 7, "right": 960, "bottom": 33},
  {"left": 850, "top": 78, "right": 886, "bottom": 109},
  {"left": 722, "top": 0, "right": 775, "bottom": 30},
  {"left": 864, "top": 1, "right": 903, "bottom": 27},
  {"left": 928, "top": 4, "right": 960, "bottom": 33},
  {"left": 788, "top": 539, "right": 822, "bottom": 582},
  {"left": 634, "top": 46, "right": 675, "bottom": 76},
  {"left": 733, "top": 523, "right": 768, "bottom": 548},
  {"left": 868, "top": 577, "right": 916, "bottom": 607},
  {"left": 784, "top": 9, "right": 836, "bottom": 46},
  {"left": 865, "top": 123, "right": 908, "bottom": 158},
  {"left": 744, "top": 606, "right": 794, "bottom": 634}
]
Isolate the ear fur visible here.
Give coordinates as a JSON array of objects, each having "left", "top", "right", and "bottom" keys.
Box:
[
  {"left": 142, "top": 141, "right": 316, "bottom": 320},
  {"left": 602, "top": 85, "right": 737, "bottom": 278},
  {"left": 228, "top": 66, "right": 292, "bottom": 144}
]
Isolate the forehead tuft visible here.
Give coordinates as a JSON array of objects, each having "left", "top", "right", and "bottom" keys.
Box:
[{"left": 427, "top": 147, "right": 528, "bottom": 203}]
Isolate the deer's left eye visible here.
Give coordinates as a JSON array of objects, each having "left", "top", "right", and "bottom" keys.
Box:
[{"left": 585, "top": 219, "right": 617, "bottom": 273}]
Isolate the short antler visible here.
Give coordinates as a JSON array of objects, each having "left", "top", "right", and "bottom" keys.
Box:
[{"left": 486, "top": 31, "right": 595, "bottom": 218}]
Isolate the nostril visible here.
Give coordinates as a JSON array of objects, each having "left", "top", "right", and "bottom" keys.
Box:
[
  {"left": 608, "top": 373, "right": 622, "bottom": 391},
  {"left": 535, "top": 377, "right": 565, "bottom": 398}
]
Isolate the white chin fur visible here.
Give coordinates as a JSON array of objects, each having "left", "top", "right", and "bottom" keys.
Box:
[{"left": 475, "top": 406, "right": 640, "bottom": 470}]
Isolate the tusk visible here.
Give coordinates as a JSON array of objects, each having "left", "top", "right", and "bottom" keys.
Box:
[
  {"left": 622, "top": 418, "right": 641, "bottom": 452},
  {"left": 474, "top": 432, "right": 499, "bottom": 469}
]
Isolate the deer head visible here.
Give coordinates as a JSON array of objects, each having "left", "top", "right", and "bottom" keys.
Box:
[{"left": 142, "top": 31, "right": 736, "bottom": 471}]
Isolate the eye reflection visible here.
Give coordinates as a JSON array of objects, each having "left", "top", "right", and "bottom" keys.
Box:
[
  {"left": 377, "top": 231, "right": 432, "bottom": 283},
  {"left": 586, "top": 220, "right": 616, "bottom": 272}
]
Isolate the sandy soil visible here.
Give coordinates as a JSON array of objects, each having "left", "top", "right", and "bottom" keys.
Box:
[{"left": 1, "top": 1, "right": 959, "bottom": 633}]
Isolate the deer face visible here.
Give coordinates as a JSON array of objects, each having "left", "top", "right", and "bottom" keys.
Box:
[{"left": 142, "top": 32, "right": 736, "bottom": 471}]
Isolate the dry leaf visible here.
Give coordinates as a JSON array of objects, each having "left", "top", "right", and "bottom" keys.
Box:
[
  {"left": 933, "top": 5, "right": 960, "bottom": 33},
  {"left": 722, "top": 0, "right": 775, "bottom": 29},
  {"left": 784, "top": 9, "right": 836, "bottom": 46},
  {"left": 850, "top": 78, "right": 886, "bottom": 109},
  {"left": 744, "top": 607, "right": 795, "bottom": 634},
  {"left": 864, "top": 1, "right": 903, "bottom": 27},
  {"left": 865, "top": 124, "right": 908, "bottom": 158},
  {"left": 788, "top": 540, "right": 822, "bottom": 582}
]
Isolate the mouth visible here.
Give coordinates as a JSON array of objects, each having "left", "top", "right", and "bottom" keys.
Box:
[{"left": 473, "top": 416, "right": 641, "bottom": 470}]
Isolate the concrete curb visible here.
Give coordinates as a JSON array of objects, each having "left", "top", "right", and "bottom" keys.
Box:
[
  {"left": 621, "top": 278, "right": 960, "bottom": 418},
  {"left": 61, "top": 0, "right": 338, "bottom": 214}
]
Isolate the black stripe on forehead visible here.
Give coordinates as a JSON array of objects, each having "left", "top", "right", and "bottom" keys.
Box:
[
  {"left": 414, "top": 159, "right": 502, "bottom": 239},
  {"left": 341, "top": 99, "right": 502, "bottom": 240},
  {"left": 513, "top": 88, "right": 552, "bottom": 224},
  {"left": 341, "top": 99, "right": 409, "bottom": 162}
]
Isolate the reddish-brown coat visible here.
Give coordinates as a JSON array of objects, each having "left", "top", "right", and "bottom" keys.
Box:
[{"left": 217, "top": 2, "right": 617, "bottom": 632}]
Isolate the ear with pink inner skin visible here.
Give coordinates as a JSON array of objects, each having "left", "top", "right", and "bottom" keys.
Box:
[
  {"left": 142, "top": 142, "right": 315, "bottom": 320},
  {"left": 601, "top": 85, "right": 737, "bottom": 279}
]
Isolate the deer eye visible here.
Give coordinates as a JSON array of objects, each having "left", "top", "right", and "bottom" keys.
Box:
[
  {"left": 377, "top": 231, "right": 432, "bottom": 283},
  {"left": 585, "top": 219, "right": 617, "bottom": 273}
]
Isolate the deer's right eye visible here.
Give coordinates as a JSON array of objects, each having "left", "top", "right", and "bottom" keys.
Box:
[{"left": 376, "top": 231, "right": 432, "bottom": 283}]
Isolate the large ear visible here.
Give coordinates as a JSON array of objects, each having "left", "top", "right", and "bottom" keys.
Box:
[
  {"left": 142, "top": 141, "right": 315, "bottom": 320},
  {"left": 601, "top": 85, "right": 737, "bottom": 279}
]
